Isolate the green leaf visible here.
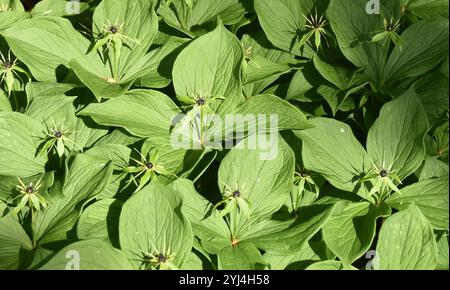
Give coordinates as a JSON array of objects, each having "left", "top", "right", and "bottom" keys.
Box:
[
  {"left": 0, "top": 112, "right": 47, "bottom": 177},
  {"left": 322, "top": 201, "right": 390, "bottom": 265},
  {"left": 68, "top": 117, "right": 109, "bottom": 152},
  {"left": 245, "top": 204, "right": 336, "bottom": 255},
  {"left": 375, "top": 204, "right": 438, "bottom": 270},
  {"left": 30, "top": 0, "right": 90, "bottom": 17},
  {"left": 0, "top": 215, "right": 33, "bottom": 270},
  {"left": 412, "top": 73, "right": 449, "bottom": 125},
  {"left": 264, "top": 238, "right": 335, "bottom": 270},
  {"left": 305, "top": 260, "right": 346, "bottom": 270},
  {"left": 69, "top": 0, "right": 160, "bottom": 101},
  {"left": 254, "top": 0, "right": 319, "bottom": 56},
  {"left": 403, "top": 0, "right": 449, "bottom": 19},
  {"left": 296, "top": 117, "right": 372, "bottom": 200},
  {"left": 286, "top": 64, "right": 324, "bottom": 102},
  {"left": 0, "top": 0, "right": 28, "bottom": 31},
  {"left": 326, "top": 0, "right": 387, "bottom": 83},
  {"left": 140, "top": 36, "right": 189, "bottom": 88},
  {"left": 79, "top": 89, "right": 180, "bottom": 138},
  {"left": 95, "top": 128, "right": 142, "bottom": 147},
  {"left": 217, "top": 242, "right": 266, "bottom": 270},
  {"left": 25, "top": 94, "right": 77, "bottom": 130},
  {"left": 142, "top": 136, "right": 203, "bottom": 180},
  {"left": 313, "top": 56, "right": 355, "bottom": 90},
  {"left": 85, "top": 143, "right": 131, "bottom": 170},
  {"left": 40, "top": 239, "right": 133, "bottom": 270},
  {"left": 34, "top": 154, "right": 113, "bottom": 244},
  {"left": 244, "top": 55, "right": 292, "bottom": 85},
  {"left": 386, "top": 177, "right": 449, "bottom": 230},
  {"left": 366, "top": 90, "right": 429, "bottom": 180},
  {"left": 77, "top": 199, "right": 122, "bottom": 242},
  {"left": 235, "top": 94, "right": 312, "bottom": 131},
  {"left": 3, "top": 17, "right": 102, "bottom": 82},
  {"left": 159, "top": 0, "right": 244, "bottom": 36},
  {"left": 25, "top": 82, "right": 76, "bottom": 103},
  {"left": 172, "top": 23, "right": 243, "bottom": 114},
  {"left": 383, "top": 17, "right": 449, "bottom": 86},
  {"left": 119, "top": 182, "right": 193, "bottom": 269},
  {"left": 436, "top": 232, "right": 449, "bottom": 270},
  {"left": 69, "top": 60, "right": 134, "bottom": 101},
  {"left": 419, "top": 157, "right": 449, "bottom": 181},
  {"left": 0, "top": 0, "right": 24, "bottom": 11},
  {"left": 218, "top": 133, "right": 295, "bottom": 221},
  {"left": 241, "top": 31, "right": 296, "bottom": 97},
  {"left": 172, "top": 178, "right": 230, "bottom": 242},
  {"left": 0, "top": 89, "right": 11, "bottom": 111}
]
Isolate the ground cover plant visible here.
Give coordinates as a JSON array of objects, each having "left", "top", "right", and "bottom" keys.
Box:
[{"left": 0, "top": 0, "right": 448, "bottom": 270}]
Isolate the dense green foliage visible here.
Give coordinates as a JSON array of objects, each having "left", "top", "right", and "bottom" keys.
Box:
[{"left": 0, "top": 0, "right": 448, "bottom": 270}]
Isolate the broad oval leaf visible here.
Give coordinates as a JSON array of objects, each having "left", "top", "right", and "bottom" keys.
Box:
[
  {"left": 322, "top": 201, "right": 390, "bottom": 265},
  {"left": 375, "top": 204, "right": 438, "bottom": 270},
  {"left": 235, "top": 94, "right": 312, "bottom": 131},
  {"left": 3, "top": 17, "right": 102, "bottom": 82},
  {"left": 159, "top": 0, "right": 245, "bottom": 36},
  {"left": 40, "top": 239, "right": 133, "bottom": 270},
  {"left": 0, "top": 0, "right": 28, "bottom": 31},
  {"left": 296, "top": 117, "right": 372, "bottom": 200},
  {"left": 217, "top": 241, "right": 266, "bottom": 270},
  {"left": 218, "top": 133, "right": 295, "bottom": 221},
  {"left": 34, "top": 154, "right": 113, "bottom": 245},
  {"left": 0, "top": 215, "right": 33, "bottom": 270},
  {"left": 0, "top": 112, "right": 47, "bottom": 177},
  {"left": 172, "top": 23, "right": 244, "bottom": 114},
  {"left": 366, "top": 89, "right": 429, "bottom": 180},
  {"left": 383, "top": 17, "right": 449, "bottom": 86},
  {"left": 119, "top": 182, "right": 193, "bottom": 269},
  {"left": 79, "top": 89, "right": 180, "bottom": 138},
  {"left": 245, "top": 204, "right": 336, "bottom": 255},
  {"left": 386, "top": 177, "right": 449, "bottom": 230},
  {"left": 77, "top": 198, "right": 122, "bottom": 242},
  {"left": 254, "top": 0, "right": 320, "bottom": 56}
]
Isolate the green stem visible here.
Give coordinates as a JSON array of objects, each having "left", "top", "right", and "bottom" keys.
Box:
[
  {"left": 112, "top": 47, "right": 118, "bottom": 81},
  {"left": 11, "top": 90, "right": 18, "bottom": 111},
  {"left": 200, "top": 107, "right": 204, "bottom": 148},
  {"left": 31, "top": 207, "right": 37, "bottom": 248}
]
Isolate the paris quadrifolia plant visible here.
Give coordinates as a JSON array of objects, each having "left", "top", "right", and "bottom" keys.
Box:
[
  {"left": 177, "top": 92, "right": 226, "bottom": 147},
  {"left": 299, "top": 8, "right": 332, "bottom": 51},
  {"left": 90, "top": 19, "right": 141, "bottom": 82},
  {"left": 38, "top": 120, "right": 80, "bottom": 158},
  {"left": 132, "top": 235, "right": 178, "bottom": 270},
  {"left": 0, "top": 0, "right": 447, "bottom": 272},
  {"left": 360, "top": 159, "right": 403, "bottom": 206},
  {"left": 123, "top": 148, "right": 171, "bottom": 192},
  {"left": 0, "top": 50, "right": 30, "bottom": 96},
  {"left": 371, "top": 17, "right": 402, "bottom": 48},
  {"left": 213, "top": 180, "right": 252, "bottom": 217},
  {"left": 12, "top": 176, "right": 47, "bottom": 215},
  {"left": 291, "top": 170, "right": 320, "bottom": 211}
]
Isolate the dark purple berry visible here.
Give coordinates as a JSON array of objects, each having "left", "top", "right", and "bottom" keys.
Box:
[
  {"left": 26, "top": 186, "right": 34, "bottom": 194},
  {"left": 158, "top": 254, "right": 167, "bottom": 263},
  {"left": 232, "top": 190, "right": 241, "bottom": 198},
  {"left": 380, "top": 170, "right": 388, "bottom": 178},
  {"left": 146, "top": 162, "right": 154, "bottom": 169},
  {"left": 109, "top": 26, "right": 118, "bottom": 34},
  {"left": 54, "top": 131, "right": 63, "bottom": 138},
  {"left": 2, "top": 61, "right": 12, "bottom": 69},
  {"left": 196, "top": 98, "right": 206, "bottom": 106}
]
